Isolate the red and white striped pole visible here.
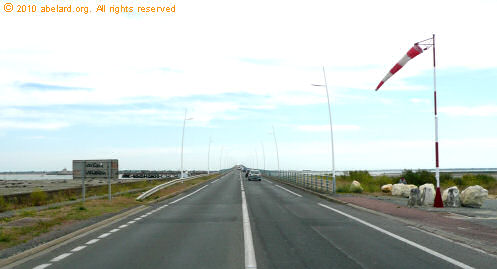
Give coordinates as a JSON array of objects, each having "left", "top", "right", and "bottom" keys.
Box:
[{"left": 433, "top": 34, "right": 443, "bottom": 208}]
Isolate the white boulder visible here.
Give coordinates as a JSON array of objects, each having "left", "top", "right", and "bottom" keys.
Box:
[
  {"left": 392, "top": 184, "right": 417, "bottom": 197},
  {"left": 419, "top": 183, "right": 435, "bottom": 206},
  {"left": 350, "top": 180, "right": 363, "bottom": 192},
  {"left": 460, "top": 185, "right": 488, "bottom": 208},
  {"left": 381, "top": 184, "right": 393, "bottom": 193},
  {"left": 442, "top": 186, "right": 460, "bottom": 207}
]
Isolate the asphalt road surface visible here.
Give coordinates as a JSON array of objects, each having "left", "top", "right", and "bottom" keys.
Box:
[{"left": 10, "top": 170, "right": 497, "bottom": 269}]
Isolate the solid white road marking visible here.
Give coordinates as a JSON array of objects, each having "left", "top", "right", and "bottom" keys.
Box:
[
  {"left": 118, "top": 224, "right": 128, "bottom": 228},
  {"left": 317, "top": 203, "right": 474, "bottom": 269},
  {"left": 110, "top": 228, "right": 120, "bottom": 233},
  {"left": 33, "top": 264, "right": 51, "bottom": 269},
  {"left": 98, "top": 233, "right": 111, "bottom": 239},
  {"left": 261, "top": 179, "right": 272, "bottom": 184},
  {"left": 211, "top": 178, "right": 221, "bottom": 184},
  {"left": 169, "top": 185, "right": 208, "bottom": 204},
  {"left": 50, "top": 253, "right": 72, "bottom": 262},
  {"left": 85, "top": 239, "right": 99, "bottom": 245},
  {"left": 70, "top": 246, "right": 87, "bottom": 252},
  {"left": 274, "top": 184, "right": 302, "bottom": 197},
  {"left": 240, "top": 174, "right": 257, "bottom": 269}
]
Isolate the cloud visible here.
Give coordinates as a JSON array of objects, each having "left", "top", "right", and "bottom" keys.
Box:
[
  {"left": 18, "top": 82, "right": 91, "bottom": 91},
  {"left": 411, "top": 98, "right": 430, "bottom": 105},
  {"left": 439, "top": 105, "right": 497, "bottom": 117},
  {"left": 0, "top": 121, "right": 69, "bottom": 130},
  {"left": 295, "top": 124, "right": 361, "bottom": 132}
]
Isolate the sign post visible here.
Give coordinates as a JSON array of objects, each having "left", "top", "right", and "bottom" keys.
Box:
[
  {"left": 82, "top": 160, "right": 86, "bottom": 202},
  {"left": 73, "top": 159, "right": 118, "bottom": 202},
  {"left": 108, "top": 162, "right": 112, "bottom": 201}
]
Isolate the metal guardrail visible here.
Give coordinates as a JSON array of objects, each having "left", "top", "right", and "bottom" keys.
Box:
[
  {"left": 261, "top": 170, "right": 334, "bottom": 193},
  {"left": 136, "top": 174, "right": 212, "bottom": 201}
]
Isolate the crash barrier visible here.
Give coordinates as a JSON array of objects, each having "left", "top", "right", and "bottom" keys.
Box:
[
  {"left": 136, "top": 173, "right": 213, "bottom": 201},
  {"left": 260, "top": 170, "right": 334, "bottom": 193}
]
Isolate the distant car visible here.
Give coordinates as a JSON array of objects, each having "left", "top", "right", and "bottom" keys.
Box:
[{"left": 248, "top": 170, "right": 261, "bottom": 181}]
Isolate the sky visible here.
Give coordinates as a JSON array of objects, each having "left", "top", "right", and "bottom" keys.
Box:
[{"left": 0, "top": 0, "right": 496, "bottom": 171}]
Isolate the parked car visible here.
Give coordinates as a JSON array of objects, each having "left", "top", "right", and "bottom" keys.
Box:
[{"left": 248, "top": 170, "right": 261, "bottom": 181}]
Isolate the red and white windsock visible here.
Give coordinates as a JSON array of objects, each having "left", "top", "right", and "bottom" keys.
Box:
[{"left": 375, "top": 44, "right": 424, "bottom": 91}]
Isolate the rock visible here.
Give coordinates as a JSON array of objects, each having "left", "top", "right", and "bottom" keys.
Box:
[
  {"left": 350, "top": 180, "right": 363, "bottom": 192},
  {"left": 392, "top": 184, "right": 417, "bottom": 197},
  {"left": 442, "top": 186, "right": 460, "bottom": 207},
  {"left": 460, "top": 185, "right": 488, "bottom": 208},
  {"left": 419, "top": 183, "right": 435, "bottom": 206},
  {"left": 392, "top": 184, "right": 407, "bottom": 196},
  {"left": 407, "top": 188, "right": 421, "bottom": 207},
  {"left": 381, "top": 184, "right": 393, "bottom": 193}
]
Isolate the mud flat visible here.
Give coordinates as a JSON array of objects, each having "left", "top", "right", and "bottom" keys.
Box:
[{"left": 0, "top": 178, "right": 152, "bottom": 196}]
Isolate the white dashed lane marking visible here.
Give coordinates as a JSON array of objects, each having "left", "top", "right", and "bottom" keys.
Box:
[
  {"left": 50, "top": 253, "right": 72, "bottom": 262},
  {"left": 71, "top": 246, "right": 87, "bottom": 252},
  {"left": 98, "top": 233, "right": 111, "bottom": 239},
  {"left": 32, "top": 183, "right": 210, "bottom": 269},
  {"left": 86, "top": 239, "right": 99, "bottom": 245}
]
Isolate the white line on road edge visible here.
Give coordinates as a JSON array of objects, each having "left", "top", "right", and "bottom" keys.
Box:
[
  {"left": 33, "top": 264, "right": 51, "bottom": 269},
  {"left": 240, "top": 174, "right": 257, "bottom": 269},
  {"left": 50, "top": 253, "right": 72, "bottom": 262},
  {"left": 169, "top": 185, "right": 208, "bottom": 204},
  {"left": 85, "top": 239, "right": 99, "bottom": 245},
  {"left": 275, "top": 184, "right": 302, "bottom": 197},
  {"left": 211, "top": 178, "right": 221, "bottom": 184},
  {"left": 70, "top": 246, "right": 86, "bottom": 252},
  {"left": 109, "top": 228, "right": 120, "bottom": 233},
  {"left": 98, "top": 233, "right": 111, "bottom": 239},
  {"left": 118, "top": 224, "right": 128, "bottom": 228},
  {"left": 317, "top": 203, "right": 474, "bottom": 269},
  {"left": 128, "top": 220, "right": 136, "bottom": 224}
]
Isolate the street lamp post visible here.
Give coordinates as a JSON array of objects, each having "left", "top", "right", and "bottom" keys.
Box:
[
  {"left": 255, "top": 149, "right": 259, "bottom": 169},
  {"left": 208, "top": 137, "right": 212, "bottom": 175},
  {"left": 261, "top": 141, "right": 266, "bottom": 171},
  {"left": 312, "top": 66, "right": 336, "bottom": 193},
  {"left": 180, "top": 109, "right": 193, "bottom": 180},
  {"left": 271, "top": 125, "right": 280, "bottom": 171},
  {"left": 219, "top": 146, "right": 223, "bottom": 172}
]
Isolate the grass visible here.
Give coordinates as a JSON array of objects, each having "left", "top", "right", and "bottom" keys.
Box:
[
  {"left": 0, "top": 179, "right": 172, "bottom": 212},
  {"left": 332, "top": 170, "right": 497, "bottom": 195},
  {"left": 0, "top": 173, "right": 220, "bottom": 251},
  {"left": 143, "top": 174, "right": 219, "bottom": 201}
]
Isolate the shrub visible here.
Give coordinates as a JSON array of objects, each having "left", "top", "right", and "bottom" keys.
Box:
[
  {"left": 0, "top": 197, "right": 8, "bottom": 213},
  {"left": 30, "top": 189, "right": 48, "bottom": 206},
  {"left": 336, "top": 185, "right": 349, "bottom": 193},
  {"left": 0, "top": 229, "right": 11, "bottom": 242},
  {"left": 20, "top": 210, "right": 35, "bottom": 217},
  {"left": 349, "top": 171, "right": 372, "bottom": 184},
  {"left": 401, "top": 170, "right": 435, "bottom": 186}
]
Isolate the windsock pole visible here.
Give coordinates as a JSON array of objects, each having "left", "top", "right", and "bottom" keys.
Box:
[{"left": 433, "top": 34, "right": 443, "bottom": 208}]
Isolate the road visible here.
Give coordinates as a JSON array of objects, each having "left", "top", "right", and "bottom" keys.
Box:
[{"left": 10, "top": 170, "right": 497, "bottom": 269}]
